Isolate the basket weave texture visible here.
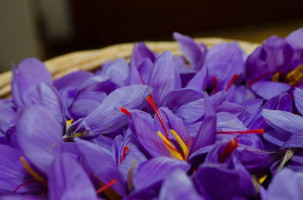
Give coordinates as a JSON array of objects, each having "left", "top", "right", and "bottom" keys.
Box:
[{"left": 0, "top": 38, "right": 259, "bottom": 98}]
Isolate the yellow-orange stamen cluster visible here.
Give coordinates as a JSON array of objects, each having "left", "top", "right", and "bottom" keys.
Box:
[
  {"left": 283, "top": 65, "right": 303, "bottom": 86},
  {"left": 157, "top": 129, "right": 191, "bottom": 161}
]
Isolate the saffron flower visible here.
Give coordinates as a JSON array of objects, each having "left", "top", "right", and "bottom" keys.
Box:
[{"left": 1, "top": 28, "right": 303, "bottom": 199}]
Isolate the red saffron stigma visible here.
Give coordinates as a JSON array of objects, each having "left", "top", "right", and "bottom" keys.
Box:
[
  {"left": 120, "top": 146, "right": 129, "bottom": 164},
  {"left": 212, "top": 76, "right": 218, "bottom": 94},
  {"left": 248, "top": 71, "right": 276, "bottom": 86},
  {"left": 225, "top": 74, "right": 239, "bottom": 91},
  {"left": 120, "top": 107, "right": 131, "bottom": 116},
  {"left": 96, "top": 179, "right": 117, "bottom": 195},
  {"left": 13, "top": 179, "right": 38, "bottom": 193},
  {"left": 219, "top": 138, "right": 239, "bottom": 162},
  {"left": 216, "top": 129, "right": 264, "bottom": 134},
  {"left": 146, "top": 95, "right": 169, "bottom": 140}
]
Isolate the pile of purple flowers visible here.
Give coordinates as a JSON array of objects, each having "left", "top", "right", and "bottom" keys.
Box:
[{"left": 1, "top": 29, "right": 303, "bottom": 200}]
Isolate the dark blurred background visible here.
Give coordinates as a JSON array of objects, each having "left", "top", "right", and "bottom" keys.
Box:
[{"left": 1, "top": 0, "right": 303, "bottom": 72}]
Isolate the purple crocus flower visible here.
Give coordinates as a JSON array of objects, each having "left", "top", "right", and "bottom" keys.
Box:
[
  {"left": 194, "top": 140, "right": 257, "bottom": 200},
  {"left": 122, "top": 92, "right": 216, "bottom": 161},
  {"left": 245, "top": 34, "right": 303, "bottom": 100},
  {"left": 66, "top": 85, "right": 152, "bottom": 139},
  {"left": 11, "top": 58, "right": 52, "bottom": 108}
]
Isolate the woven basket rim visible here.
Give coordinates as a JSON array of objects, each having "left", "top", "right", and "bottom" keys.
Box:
[{"left": 0, "top": 37, "right": 259, "bottom": 98}]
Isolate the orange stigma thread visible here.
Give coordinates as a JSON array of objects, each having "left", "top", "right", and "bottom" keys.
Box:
[
  {"left": 225, "top": 74, "right": 239, "bottom": 91},
  {"left": 216, "top": 129, "right": 264, "bottom": 134},
  {"left": 120, "top": 107, "right": 131, "bottom": 116},
  {"left": 20, "top": 157, "right": 47, "bottom": 185},
  {"left": 212, "top": 76, "right": 218, "bottom": 93},
  {"left": 248, "top": 71, "right": 276, "bottom": 86},
  {"left": 120, "top": 146, "right": 129, "bottom": 164},
  {"left": 96, "top": 179, "right": 117, "bottom": 195},
  {"left": 146, "top": 95, "right": 169, "bottom": 140},
  {"left": 219, "top": 138, "right": 239, "bottom": 162}
]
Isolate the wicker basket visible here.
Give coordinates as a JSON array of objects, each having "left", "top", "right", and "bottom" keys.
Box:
[{"left": 0, "top": 37, "right": 259, "bottom": 98}]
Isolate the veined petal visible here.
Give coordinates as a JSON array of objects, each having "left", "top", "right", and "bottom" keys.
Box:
[
  {"left": 186, "top": 67, "right": 208, "bottom": 91},
  {"left": 159, "top": 169, "right": 202, "bottom": 200},
  {"left": 16, "top": 105, "right": 62, "bottom": 173},
  {"left": 164, "top": 89, "right": 202, "bottom": 110},
  {"left": 36, "top": 83, "right": 66, "bottom": 130},
  {"left": 128, "top": 110, "right": 171, "bottom": 158},
  {"left": 100, "top": 58, "right": 129, "bottom": 86},
  {"left": 12, "top": 58, "right": 52, "bottom": 108},
  {"left": 148, "top": 51, "right": 181, "bottom": 105},
  {"left": 251, "top": 81, "right": 291, "bottom": 100},
  {"left": 173, "top": 32, "right": 206, "bottom": 70},
  {"left": 66, "top": 85, "right": 152, "bottom": 138},
  {"left": 190, "top": 92, "right": 216, "bottom": 154},
  {"left": 48, "top": 153, "right": 97, "bottom": 200},
  {"left": 294, "top": 87, "right": 303, "bottom": 115},
  {"left": 261, "top": 109, "right": 303, "bottom": 134},
  {"left": 205, "top": 42, "right": 244, "bottom": 90},
  {"left": 75, "top": 138, "right": 126, "bottom": 197},
  {"left": 131, "top": 42, "right": 156, "bottom": 67},
  {"left": 133, "top": 157, "right": 190, "bottom": 190},
  {"left": 266, "top": 168, "right": 303, "bottom": 200},
  {"left": 0, "top": 144, "right": 41, "bottom": 193}
]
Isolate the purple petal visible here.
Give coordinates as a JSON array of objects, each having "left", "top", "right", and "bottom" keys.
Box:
[
  {"left": 246, "top": 36, "right": 294, "bottom": 81},
  {"left": 128, "top": 110, "right": 171, "bottom": 157},
  {"left": 282, "top": 133, "right": 303, "bottom": 149},
  {"left": 48, "top": 153, "right": 97, "bottom": 200},
  {"left": 12, "top": 58, "right": 52, "bottom": 108},
  {"left": 0, "top": 144, "right": 41, "bottom": 193},
  {"left": 53, "top": 70, "right": 93, "bottom": 111},
  {"left": 261, "top": 109, "right": 303, "bottom": 134},
  {"left": 75, "top": 138, "right": 126, "bottom": 197},
  {"left": 100, "top": 58, "right": 129, "bottom": 86},
  {"left": 216, "top": 112, "right": 247, "bottom": 132},
  {"left": 16, "top": 105, "right": 62, "bottom": 173},
  {"left": 236, "top": 146, "right": 273, "bottom": 176},
  {"left": 194, "top": 159, "right": 256, "bottom": 200},
  {"left": 248, "top": 93, "right": 292, "bottom": 129},
  {"left": 266, "top": 168, "right": 303, "bottom": 200},
  {"left": 186, "top": 67, "right": 208, "bottom": 91},
  {"left": 173, "top": 32, "right": 206, "bottom": 70},
  {"left": 190, "top": 92, "right": 216, "bottom": 154},
  {"left": 294, "top": 87, "right": 303, "bottom": 115},
  {"left": 251, "top": 81, "right": 291, "bottom": 100},
  {"left": 66, "top": 85, "right": 152, "bottom": 138},
  {"left": 155, "top": 107, "right": 192, "bottom": 146},
  {"left": 164, "top": 89, "right": 203, "bottom": 110},
  {"left": 205, "top": 42, "right": 244, "bottom": 90},
  {"left": 133, "top": 157, "right": 190, "bottom": 190},
  {"left": 286, "top": 28, "right": 303, "bottom": 67},
  {"left": 159, "top": 169, "right": 202, "bottom": 200},
  {"left": 36, "top": 83, "right": 66, "bottom": 130},
  {"left": 69, "top": 91, "right": 107, "bottom": 119},
  {"left": 148, "top": 51, "right": 181, "bottom": 105},
  {"left": 132, "top": 42, "right": 156, "bottom": 67}
]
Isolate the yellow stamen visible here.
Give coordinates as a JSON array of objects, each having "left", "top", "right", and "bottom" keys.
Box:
[
  {"left": 259, "top": 175, "right": 267, "bottom": 184},
  {"left": 285, "top": 65, "right": 303, "bottom": 86},
  {"left": 20, "top": 157, "right": 47, "bottom": 185},
  {"left": 272, "top": 72, "right": 280, "bottom": 82},
  {"left": 157, "top": 131, "right": 183, "bottom": 160},
  {"left": 170, "top": 129, "right": 188, "bottom": 157},
  {"left": 66, "top": 119, "right": 73, "bottom": 127}
]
